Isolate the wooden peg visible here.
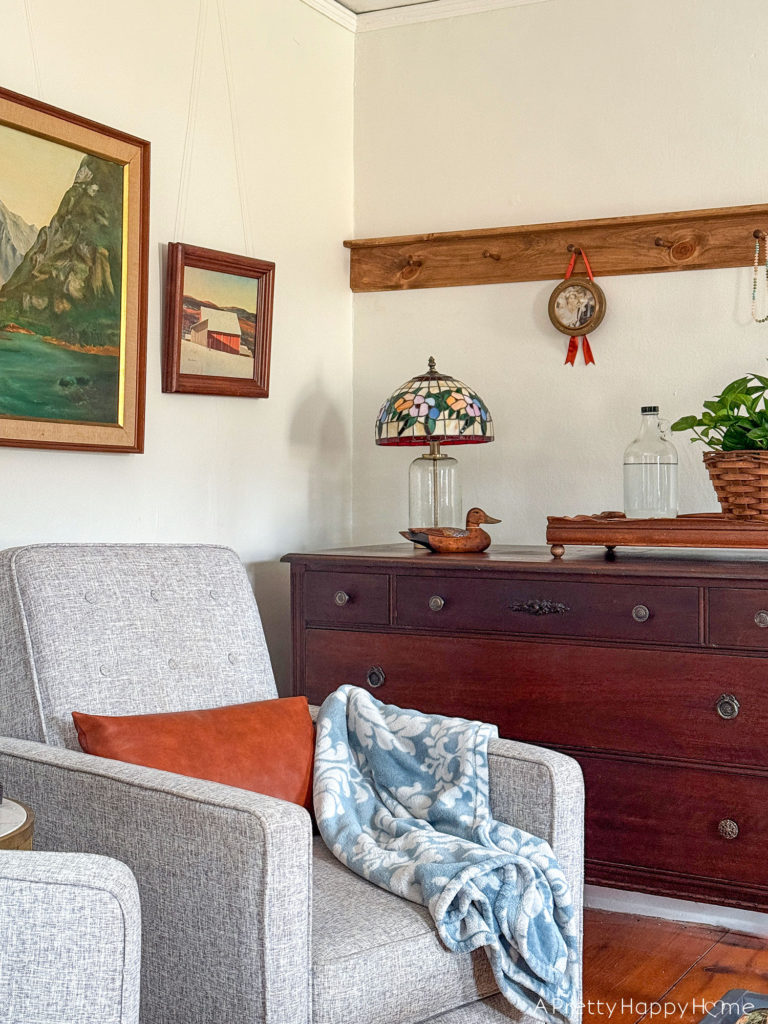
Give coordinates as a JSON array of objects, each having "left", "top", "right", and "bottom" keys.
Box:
[
  {"left": 400, "top": 254, "right": 423, "bottom": 282},
  {"left": 655, "top": 237, "right": 674, "bottom": 248},
  {"left": 754, "top": 230, "right": 767, "bottom": 239},
  {"left": 566, "top": 244, "right": 582, "bottom": 255},
  {"left": 482, "top": 250, "right": 501, "bottom": 261}
]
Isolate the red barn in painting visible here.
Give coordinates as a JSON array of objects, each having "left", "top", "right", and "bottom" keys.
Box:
[{"left": 190, "top": 307, "right": 242, "bottom": 355}]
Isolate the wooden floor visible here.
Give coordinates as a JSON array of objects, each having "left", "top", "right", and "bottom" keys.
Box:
[{"left": 584, "top": 909, "right": 768, "bottom": 1024}]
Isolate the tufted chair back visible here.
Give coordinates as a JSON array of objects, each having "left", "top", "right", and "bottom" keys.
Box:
[{"left": 0, "top": 544, "right": 277, "bottom": 749}]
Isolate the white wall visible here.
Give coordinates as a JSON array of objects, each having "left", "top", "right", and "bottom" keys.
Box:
[
  {"left": 2, "top": 0, "right": 355, "bottom": 690},
  {"left": 352, "top": 0, "right": 768, "bottom": 544},
  {"left": 351, "top": 0, "right": 768, "bottom": 929}
]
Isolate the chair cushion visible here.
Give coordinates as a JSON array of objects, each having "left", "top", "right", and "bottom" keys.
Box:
[
  {"left": 311, "top": 838, "right": 498, "bottom": 1024},
  {"left": 73, "top": 697, "right": 315, "bottom": 812}
]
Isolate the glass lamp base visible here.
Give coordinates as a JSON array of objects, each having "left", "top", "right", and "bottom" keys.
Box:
[{"left": 408, "top": 449, "right": 461, "bottom": 529}]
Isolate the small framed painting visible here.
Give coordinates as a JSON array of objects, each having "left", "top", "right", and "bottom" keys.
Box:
[
  {"left": 0, "top": 86, "right": 149, "bottom": 452},
  {"left": 162, "top": 243, "right": 274, "bottom": 397}
]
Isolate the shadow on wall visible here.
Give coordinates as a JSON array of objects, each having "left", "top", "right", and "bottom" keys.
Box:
[
  {"left": 245, "top": 560, "right": 292, "bottom": 696},
  {"left": 288, "top": 373, "right": 351, "bottom": 550}
]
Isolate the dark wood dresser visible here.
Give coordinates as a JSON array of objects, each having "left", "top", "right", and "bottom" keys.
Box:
[{"left": 282, "top": 544, "right": 768, "bottom": 911}]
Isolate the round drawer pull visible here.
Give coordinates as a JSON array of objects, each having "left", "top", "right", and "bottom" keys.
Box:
[
  {"left": 366, "top": 665, "right": 386, "bottom": 689},
  {"left": 428, "top": 595, "right": 445, "bottom": 612},
  {"left": 755, "top": 610, "right": 768, "bottom": 628},
  {"left": 334, "top": 591, "right": 350, "bottom": 607},
  {"left": 718, "top": 818, "right": 739, "bottom": 840},
  {"left": 716, "top": 694, "right": 740, "bottom": 720},
  {"left": 632, "top": 604, "right": 650, "bottom": 623}
]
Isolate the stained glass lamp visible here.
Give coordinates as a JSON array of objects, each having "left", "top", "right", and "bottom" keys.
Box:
[{"left": 375, "top": 356, "right": 494, "bottom": 529}]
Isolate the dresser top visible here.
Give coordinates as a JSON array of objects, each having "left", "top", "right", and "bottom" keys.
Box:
[{"left": 282, "top": 543, "right": 768, "bottom": 580}]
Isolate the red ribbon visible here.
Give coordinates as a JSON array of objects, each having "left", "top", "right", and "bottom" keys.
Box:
[
  {"left": 565, "top": 335, "right": 595, "bottom": 366},
  {"left": 563, "top": 249, "right": 596, "bottom": 367}
]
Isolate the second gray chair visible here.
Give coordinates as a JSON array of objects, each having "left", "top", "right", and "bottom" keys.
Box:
[{"left": 0, "top": 850, "right": 140, "bottom": 1024}]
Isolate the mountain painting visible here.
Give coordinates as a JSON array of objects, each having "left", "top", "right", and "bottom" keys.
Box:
[
  {"left": 0, "top": 121, "right": 124, "bottom": 425},
  {"left": 180, "top": 266, "right": 258, "bottom": 380}
]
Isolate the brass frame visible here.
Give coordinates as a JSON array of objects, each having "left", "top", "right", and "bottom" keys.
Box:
[{"left": 547, "top": 275, "right": 606, "bottom": 336}]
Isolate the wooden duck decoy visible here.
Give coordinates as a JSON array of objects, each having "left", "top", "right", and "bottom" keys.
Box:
[{"left": 400, "top": 508, "right": 501, "bottom": 553}]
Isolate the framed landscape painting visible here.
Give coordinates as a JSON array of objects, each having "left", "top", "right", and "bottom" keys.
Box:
[
  {"left": 162, "top": 243, "right": 274, "bottom": 398},
  {"left": 0, "top": 86, "right": 149, "bottom": 452}
]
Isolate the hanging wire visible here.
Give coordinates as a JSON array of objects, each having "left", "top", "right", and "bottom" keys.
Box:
[
  {"left": 216, "top": 0, "right": 254, "bottom": 256},
  {"left": 23, "top": 0, "right": 44, "bottom": 100},
  {"left": 174, "top": 0, "right": 208, "bottom": 242},
  {"left": 173, "top": 0, "right": 253, "bottom": 252}
]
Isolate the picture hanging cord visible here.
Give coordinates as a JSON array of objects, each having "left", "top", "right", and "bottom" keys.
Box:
[
  {"left": 173, "top": 0, "right": 208, "bottom": 244},
  {"left": 174, "top": 0, "right": 254, "bottom": 256},
  {"left": 216, "top": 0, "right": 253, "bottom": 257},
  {"left": 22, "top": 0, "right": 44, "bottom": 101}
]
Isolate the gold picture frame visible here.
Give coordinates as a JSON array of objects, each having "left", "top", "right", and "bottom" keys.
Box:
[
  {"left": 0, "top": 86, "right": 149, "bottom": 452},
  {"left": 548, "top": 276, "right": 606, "bottom": 336}
]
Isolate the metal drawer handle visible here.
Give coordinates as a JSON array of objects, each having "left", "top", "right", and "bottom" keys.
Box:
[
  {"left": 428, "top": 595, "right": 445, "bottom": 612},
  {"left": 755, "top": 610, "right": 768, "bottom": 628},
  {"left": 718, "top": 818, "right": 739, "bottom": 840},
  {"left": 632, "top": 604, "right": 650, "bottom": 623},
  {"left": 716, "top": 694, "right": 740, "bottom": 720},
  {"left": 334, "top": 590, "right": 350, "bottom": 607},
  {"left": 366, "top": 665, "right": 386, "bottom": 689},
  {"left": 509, "top": 599, "right": 569, "bottom": 616}
]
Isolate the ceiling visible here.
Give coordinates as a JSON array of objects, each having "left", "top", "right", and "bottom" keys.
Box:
[{"left": 335, "top": 0, "right": 435, "bottom": 11}]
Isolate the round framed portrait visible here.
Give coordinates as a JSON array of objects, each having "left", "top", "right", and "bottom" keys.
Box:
[{"left": 548, "top": 276, "right": 606, "bottom": 336}]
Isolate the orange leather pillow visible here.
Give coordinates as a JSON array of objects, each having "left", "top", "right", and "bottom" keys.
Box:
[{"left": 72, "top": 696, "right": 315, "bottom": 813}]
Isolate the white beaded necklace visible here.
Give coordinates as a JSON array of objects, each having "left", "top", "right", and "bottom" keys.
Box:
[{"left": 752, "top": 233, "right": 768, "bottom": 323}]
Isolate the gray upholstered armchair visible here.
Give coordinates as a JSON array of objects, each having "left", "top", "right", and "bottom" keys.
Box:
[
  {"left": 0, "top": 851, "right": 141, "bottom": 1023},
  {"left": 0, "top": 544, "right": 584, "bottom": 1024}
]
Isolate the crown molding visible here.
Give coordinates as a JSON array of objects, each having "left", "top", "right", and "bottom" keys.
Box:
[
  {"left": 299, "top": 0, "right": 554, "bottom": 34},
  {"left": 356, "top": 0, "right": 555, "bottom": 32},
  {"left": 300, "top": 0, "right": 357, "bottom": 32}
]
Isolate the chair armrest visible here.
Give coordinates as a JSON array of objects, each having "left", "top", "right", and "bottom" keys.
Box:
[
  {"left": 0, "top": 736, "right": 313, "bottom": 1024},
  {"left": 0, "top": 851, "right": 140, "bottom": 1024},
  {"left": 487, "top": 737, "right": 584, "bottom": 1023}
]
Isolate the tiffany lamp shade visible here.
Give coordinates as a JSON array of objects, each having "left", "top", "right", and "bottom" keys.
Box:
[{"left": 375, "top": 357, "right": 494, "bottom": 529}]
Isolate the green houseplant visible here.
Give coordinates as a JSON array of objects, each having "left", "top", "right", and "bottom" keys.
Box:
[{"left": 671, "top": 373, "right": 768, "bottom": 520}]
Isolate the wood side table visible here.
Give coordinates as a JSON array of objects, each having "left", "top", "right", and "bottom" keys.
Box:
[{"left": 0, "top": 799, "right": 34, "bottom": 850}]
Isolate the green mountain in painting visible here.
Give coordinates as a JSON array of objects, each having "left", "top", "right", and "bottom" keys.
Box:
[{"left": 0, "top": 152, "right": 123, "bottom": 350}]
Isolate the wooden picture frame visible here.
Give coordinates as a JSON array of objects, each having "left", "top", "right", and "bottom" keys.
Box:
[
  {"left": 162, "top": 243, "right": 274, "bottom": 398},
  {"left": 0, "top": 86, "right": 149, "bottom": 452}
]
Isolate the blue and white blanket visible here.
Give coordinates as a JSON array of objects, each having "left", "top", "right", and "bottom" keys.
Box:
[{"left": 314, "top": 685, "right": 579, "bottom": 1022}]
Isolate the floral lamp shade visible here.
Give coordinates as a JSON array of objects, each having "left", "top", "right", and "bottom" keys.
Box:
[{"left": 375, "top": 356, "right": 493, "bottom": 446}]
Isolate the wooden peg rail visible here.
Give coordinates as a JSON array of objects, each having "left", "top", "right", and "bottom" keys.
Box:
[{"left": 343, "top": 202, "right": 768, "bottom": 292}]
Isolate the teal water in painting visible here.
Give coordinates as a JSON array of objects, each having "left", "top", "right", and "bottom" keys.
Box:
[{"left": 0, "top": 331, "right": 119, "bottom": 424}]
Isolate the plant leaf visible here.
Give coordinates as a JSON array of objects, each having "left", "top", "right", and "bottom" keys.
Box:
[{"left": 671, "top": 416, "right": 699, "bottom": 431}]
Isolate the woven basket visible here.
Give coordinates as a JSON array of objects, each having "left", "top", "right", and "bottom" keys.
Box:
[{"left": 703, "top": 450, "right": 768, "bottom": 520}]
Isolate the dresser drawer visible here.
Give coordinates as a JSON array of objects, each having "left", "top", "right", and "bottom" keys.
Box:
[
  {"left": 302, "top": 630, "right": 768, "bottom": 766},
  {"left": 304, "top": 571, "right": 389, "bottom": 626},
  {"left": 395, "top": 576, "right": 700, "bottom": 644},
  {"left": 582, "top": 755, "right": 768, "bottom": 889},
  {"left": 709, "top": 587, "right": 768, "bottom": 649}
]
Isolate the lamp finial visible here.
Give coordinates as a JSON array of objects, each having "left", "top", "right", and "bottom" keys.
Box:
[{"left": 428, "top": 355, "right": 436, "bottom": 373}]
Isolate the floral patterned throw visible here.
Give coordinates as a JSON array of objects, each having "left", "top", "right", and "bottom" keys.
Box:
[{"left": 314, "top": 685, "right": 580, "bottom": 1023}]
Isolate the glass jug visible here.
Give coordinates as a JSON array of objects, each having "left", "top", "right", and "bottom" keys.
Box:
[{"left": 623, "top": 406, "right": 678, "bottom": 519}]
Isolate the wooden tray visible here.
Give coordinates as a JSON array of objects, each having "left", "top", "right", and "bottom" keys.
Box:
[{"left": 546, "top": 512, "right": 768, "bottom": 558}]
